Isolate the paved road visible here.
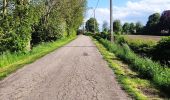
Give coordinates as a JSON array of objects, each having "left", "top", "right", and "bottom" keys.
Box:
[{"left": 0, "top": 35, "right": 130, "bottom": 100}]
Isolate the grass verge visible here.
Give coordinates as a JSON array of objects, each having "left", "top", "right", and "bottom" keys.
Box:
[
  {"left": 95, "top": 36, "right": 170, "bottom": 94},
  {"left": 0, "top": 36, "right": 76, "bottom": 80},
  {"left": 92, "top": 37, "right": 168, "bottom": 100}
]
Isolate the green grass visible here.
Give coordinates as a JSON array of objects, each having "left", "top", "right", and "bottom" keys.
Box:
[
  {"left": 93, "top": 35, "right": 170, "bottom": 99},
  {"left": 92, "top": 37, "right": 166, "bottom": 100},
  {"left": 115, "top": 35, "right": 157, "bottom": 55},
  {"left": 0, "top": 36, "right": 76, "bottom": 80}
]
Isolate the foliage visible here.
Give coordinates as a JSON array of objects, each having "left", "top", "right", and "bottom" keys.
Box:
[
  {"left": 159, "top": 10, "right": 170, "bottom": 34},
  {"left": 115, "top": 35, "right": 157, "bottom": 56},
  {"left": 135, "top": 22, "right": 144, "bottom": 34},
  {"left": 122, "top": 22, "right": 143, "bottom": 35},
  {"left": 145, "top": 13, "right": 160, "bottom": 35},
  {"left": 113, "top": 19, "right": 122, "bottom": 34},
  {"left": 0, "top": 0, "right": 87, "bottom": 52},
  {"left": 85, "top": 18, "right": 99, "bottom": 33},
  {"left": 0, "top": 36, "right": 76, "bottom": 79},
  {"left": 116, "top": 11, "right": 170, "bottom": 35},
  {"left": 102, "top": 21, "right": 109, "bottom": 32},
  {"left": 93, "top": 38, "right": 148, "bottom": 99},
  {"left": 115, "top": 35, "right": 170, "bottom": 66},
  {"left": 152, "top": 36, "right": 170, "bottom": 65},
  {"left": 60, "top": 0, "right": 87, "bottom": 36},
  {"left": 93, "top": 38, "right": 166, "bottom": 99},
  {"left": 84, "top": 32, "right": 93, "bottom": 36},
  {"left": 129, "top": 23, "right": 136, "bottom": 34},
  {"left": 94, "top": 36, "right": 170, "bottom": 95},
  {"left": 100, "top": 31, "right": 110, "bottom": 40},
  {"left": 122, "top": 23, "right": 130, "bottom": 34}
]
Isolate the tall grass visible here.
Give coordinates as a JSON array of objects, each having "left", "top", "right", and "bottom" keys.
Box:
[
  {"left": 95, "top": 36, "right": 170, "bottom": 95},
  {"left": 115, "top": 35, "right": 157, "bottom": 56},
  {"left": 0, "top": 36, "right": 76, "bottom": 79}
]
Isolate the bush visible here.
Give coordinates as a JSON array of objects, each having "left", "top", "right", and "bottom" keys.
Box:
[
  {"left": 31, "top": 22, "right": 63, "bottom": 45},
  {"left": 99, "top": 31, "right": 110, "bottom": 39},
  {"left": 0, "top": 16, "right": 31, "bottom": 52},
  {"left": 115, "top": 35, "right": 126, "bottom": 44},
  {"left": 152, "top": 36, "right": 170, "bottom": 65},
  {"left": 84, "top": 32, "right": 93, "bottom": 36},
  {"left": 95, "top": 36, "right": 170, "bottom": 94},
  {"left": 115, "top": 35, "right": 157, "bottom": 56},
  {"left": 77, "top": 29, "right": 83, "bottom": 35}
]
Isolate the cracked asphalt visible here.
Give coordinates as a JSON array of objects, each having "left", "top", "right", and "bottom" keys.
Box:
[{"left": 0, "top": 35, "right": 130, "bottom": 100}]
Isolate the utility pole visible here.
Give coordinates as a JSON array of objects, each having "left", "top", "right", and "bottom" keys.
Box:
[
  {"left": 83, "top": 19, "right": 85, "bottom": 34},
  {"left": 94, "top": 9, "right": 96, "bottom": 34},
  {"left": 110, "top": 0, "right": 114, "bottom": 42}
]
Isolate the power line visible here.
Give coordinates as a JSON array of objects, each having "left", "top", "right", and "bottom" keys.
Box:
[
  {"left": 90, "top": 0, "right": 100, "bottom": 18},
  {"left": 94, "top": 0, "right": 100, "bottom": 10}
]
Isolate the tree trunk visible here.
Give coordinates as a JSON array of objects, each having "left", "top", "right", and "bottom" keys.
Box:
[{"left": 3, "top": 0, "right": 7, "bottom": 17}]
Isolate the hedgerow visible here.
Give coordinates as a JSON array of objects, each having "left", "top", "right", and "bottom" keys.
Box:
[{"left": 94, "top": 36, "right": 170, "bottom": 94}]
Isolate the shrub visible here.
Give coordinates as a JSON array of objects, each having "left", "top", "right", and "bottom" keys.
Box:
[
  {"left": 115, "top": 35, "right": 157, "bottom": 56},
  {"left": 84, "top": 32, "right": 93, "bottom": 36},
  {"left": 152, "top": 36, "right": 170, "bottom": 65},
  {"left": 0, "top": 18, "right": 31, "bottom": 52},
  {"left": 95, "top": 36, "right": 170, "bottom": 94},
  {"left": 31, "top": 22, "right": 63, "bottom": 45},
  {"left": 98, "top": 31, "right": 110, "bottom": 40},
  {"left": 115, "top": 35, "right": 126, "bottom": 44}
]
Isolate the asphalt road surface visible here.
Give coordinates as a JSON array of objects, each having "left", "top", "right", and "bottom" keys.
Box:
[{"left": 0, "top": 35, "right": 130, "bottom": 100}]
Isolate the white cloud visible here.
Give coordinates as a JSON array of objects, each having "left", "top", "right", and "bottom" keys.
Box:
[{"left": 85, "top": 0, "right": 170, "bottom": 31}]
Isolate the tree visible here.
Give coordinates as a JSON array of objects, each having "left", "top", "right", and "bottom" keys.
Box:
[
  {"left": 129, "top": 23, "right": 136, "bottom": 34},
  {"left": 122, "top": 22, "right": 130, "bottom": 34},
  {"left": 85, "top": 18, "right": 99, "bottom": 33},
  {"left": 145, "top": 13, "right": 160, "bottom": 34},
  {"left": 32, "top": 0, "right": 87, "bottom": 44},
  {"left": 102, "top": 21, "right": 109, "bottom": 32},
  {"left": 60, "top": 0, "right": 87, "bottom": 36},
  {"left": 2, "top": 0, "right": 7, "bottom": 17},
  {"left": 136, "top": 22, "right": 143, "bottom": 34},
  {"left": 113, "top": 19, "right": 122, "bottom": 34},
  {"left": 0, "top": 0, "right": 87, "bottom": 52},
  {"left": 159, "top": 10, "right": 170, "bottom": 34}
]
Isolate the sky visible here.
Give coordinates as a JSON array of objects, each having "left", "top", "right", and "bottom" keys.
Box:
[{"left": 85, "top": 0, "right": 170, "bottom": 30}]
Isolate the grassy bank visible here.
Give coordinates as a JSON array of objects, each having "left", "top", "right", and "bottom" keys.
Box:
[
  {"left": 115, "top": 35, "right": 157, "bottom": 56},
  {"left": 92, "top": 37, "right": 167, "bottom": 100},
  {"left": 93, "top": 36, "right": 170, "bottom": 96},
  {"left": 0, "top": 36, "right": 76, "bottom": 80},
  {"left": 116, "top": 35, "right": 170, "bottom": 66}
]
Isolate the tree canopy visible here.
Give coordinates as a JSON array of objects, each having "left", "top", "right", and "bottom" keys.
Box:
[
  {"left": 136, "top": 22, "right": 144, "bottom": 34},
  {"left": 113, "top": 20, "right": 122, "bottom": 34},
  {"left": 0, "top": 0, "right": 87, "bottom": 52},
  {"left": 102, "top": 21, "right": 109, "bottom": 32},
  {"left": 129, "top": 23, "right": 136, "bottom": 34},
  {"left": 85, "top": 18, "right": 99, "bottom": 33},
  {"left": 160, "top": 10, "right": 170, "bottom": 34},
  {"left": 122, "top": 23, "right": 130, "bottom": 34},
  {"left": 145, "top": 13, "right": 160, "bottom": 34}
]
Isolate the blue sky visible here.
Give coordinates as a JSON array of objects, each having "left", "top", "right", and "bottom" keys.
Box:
[
  {"left": 87, "top": 0, "right": 128, "bottom": 8},
  {"left": 86, "top": 0, "right": 170, "bottom": 30}
]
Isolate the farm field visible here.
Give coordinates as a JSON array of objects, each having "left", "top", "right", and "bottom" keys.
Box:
[{"left": 124, "top": 35, "right": 162, "bottom": 42}]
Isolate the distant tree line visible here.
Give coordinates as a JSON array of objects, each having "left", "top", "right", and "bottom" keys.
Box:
[
  {"left": 102, "top": 10, "right": 170, "bottom": 35},
  {"left": 0, "top": 0, "right": 86, "bottom": 53},
  {"left": 85, "top": 10, "right": 170, "bottom": 36}
]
